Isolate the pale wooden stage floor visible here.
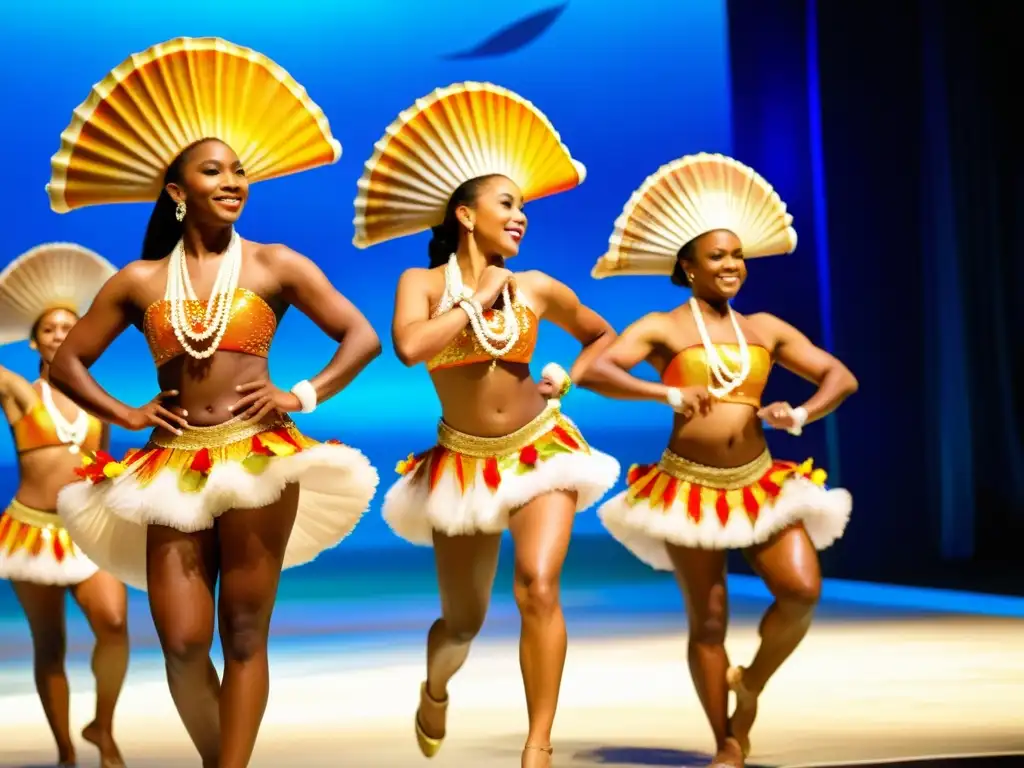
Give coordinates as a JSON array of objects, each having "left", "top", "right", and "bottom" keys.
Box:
[{"left": 0, "top": 615, "right": 1021, "bottom": 767}]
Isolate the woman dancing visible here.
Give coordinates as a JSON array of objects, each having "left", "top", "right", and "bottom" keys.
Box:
[
  {"left": 352, "top": 82, "right": 620, "bottom": 767},
  {"left": 581, "top": 153, "right": 856, "bottom": 768},
  {"left": 46, "top": 38, "right": 380, "bottom": 767},
  {"left": 0, "top": 244, "right": 128, "bottom": 768}
]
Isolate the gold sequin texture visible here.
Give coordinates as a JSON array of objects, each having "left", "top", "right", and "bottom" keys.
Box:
[
  {"left": 662, "top": 343, "right": 772, "bottom": 408},
  {"left": 427, "top": 301, "right": 537, "bottom": 371},
  {"left": 143, "top": 288, "right": 277, "bottom": 366}
]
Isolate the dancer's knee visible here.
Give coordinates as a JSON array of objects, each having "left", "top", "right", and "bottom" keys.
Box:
[
  {"left": 219, "top": 605, "right": 269, "bottom": 663},
  {"left": 513, "top": 570, "right": 560, "bottom": 621},
  {"left": 774, "top": 574, "right": 821, "bottom": 612}
]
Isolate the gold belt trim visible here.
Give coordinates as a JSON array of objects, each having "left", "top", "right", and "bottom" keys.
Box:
[
  {"left": 6, "top": 499, "right": 64, "bottom": 530},
  {"left": 657, "top": 449, "right": 773, "bottom": 490},
  {"left": 437, "top": 402, "right": 560, "bottom": 458},
  {"left": 151, "top": 416, "right": 290, "bottom": 451}
]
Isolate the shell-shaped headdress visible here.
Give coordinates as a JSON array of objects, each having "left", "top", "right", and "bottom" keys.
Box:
[
  {"left": 592, "top": 153, "right": 797, "bottom": 278},
  {"left": 47, "top": 37, "right": 342, "bottom": 212},
  {"left": 0, "top": 244, "right": 117, "bottom": 345},
  {"left": 353, "top": 81, "right": 585, "bottom": 248}
]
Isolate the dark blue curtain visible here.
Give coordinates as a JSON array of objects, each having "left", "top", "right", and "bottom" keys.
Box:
[{"left": 726, "top": 0, "right": 1021, "bottom": 588}]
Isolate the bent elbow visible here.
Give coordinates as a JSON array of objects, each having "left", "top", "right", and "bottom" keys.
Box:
[
  {"left": 575, "top": 355, "right": 608, "bottom": 390},
  {"left": 393, "top": 339, "right": 419, "bottom": 368},
  {"left": 845, "top": 373, "right": 859, "bottom": 396}
]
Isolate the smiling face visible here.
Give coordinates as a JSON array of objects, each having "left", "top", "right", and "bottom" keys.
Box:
[
  {"left": 166, "top": 139, "right": 249, "bottom": 226},
  {"left": 32, "top": 308, "right": 77, "bottom": 365},
  {"left": 456, "top": 175, "right": 528, "bottom": 258},
  {"left": 679, "top": 229, "right": 747, "bottom": 300}
]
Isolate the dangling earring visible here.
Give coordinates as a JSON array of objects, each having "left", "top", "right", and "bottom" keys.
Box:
[
  {"left": 688, "top": 274, "right": 695, "bottom": 282},
  {"left": 175, "top": 200, "right": 186, "bottom": 222}
]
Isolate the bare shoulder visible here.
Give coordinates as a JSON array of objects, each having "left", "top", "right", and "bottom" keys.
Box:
[
  {"left": 103, "top": 259, "right": 165, "bottom": 306},
  {"left": 249, "top": 242, "right": 306, "bottom": 268},
  {"left": 397, "top": 266, "right": 443, "bottom": 294},
  {"left": 515, "top": 269, "right": 554, "bottom": 292},
  {"left": 746, "top": 311, "right": 809, "bottom": 348}
]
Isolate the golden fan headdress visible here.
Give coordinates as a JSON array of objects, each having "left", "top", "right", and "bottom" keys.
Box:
[
  {"left": 0, "top": 244, "right": 117, "bottom": 345},
  {"left": 353, "top": 81, "right": 586, "bottom": 248},
  {"left": 592, "top": 153, "right": 797, "bottom": 279},
  {"left": 47, "top": 37, "right": 342, "bottom": 213}
]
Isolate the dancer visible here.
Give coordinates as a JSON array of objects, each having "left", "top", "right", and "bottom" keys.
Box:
[
  {"left": 45, "top": 37, "right": 380, "bottom": 768},
  {"left": 0, "top": 243, "right": 128, "bottom": 768},
  {"left": 353, "top": 82, "right": 621, "bottom": 767},
  {"left": 581, "top": 153, "right": 856, "bottom": 768}
]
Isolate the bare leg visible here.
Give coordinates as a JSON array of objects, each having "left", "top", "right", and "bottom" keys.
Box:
[
  {"left": 147, "top": 524, "right": 221, "bottom": 767},
  {"left": 216, "top": 483, "right": 298, "bottom": 768},
  {"left": 11, "top": 581, "right": 75, "bottom": 765},
  {"left": 71, "top": 571, "right": 129, "bottom": 766},
  {"left": 665, "top": 545, "right": 743, "bottom": 767},
  {"left": 417, "top": 530, "right": 502, "bottom": 745},
  {"left": 507, "top": 490, "right": 576, "bottom": 768},
  {"left": 729, "top": 524, "right": 821, "bottom": 754}
]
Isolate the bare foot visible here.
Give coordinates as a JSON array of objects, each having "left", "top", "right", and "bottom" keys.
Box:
[
  {"left": 726, "top": 666, "right": 758, "bottom": 757},
  {"left": 82, "top": 721, "right": 124, "bottom": 767},
  {"left": 709, "top": 737, "right": 745, "bottom": 767},
  {"left": 522, "top": 744, "right": 553, "bottom": 768}
]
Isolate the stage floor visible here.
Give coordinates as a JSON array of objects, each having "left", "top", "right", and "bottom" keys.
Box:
[{"left": 1, "top": 611, "right": 1021, "bottom": 767}]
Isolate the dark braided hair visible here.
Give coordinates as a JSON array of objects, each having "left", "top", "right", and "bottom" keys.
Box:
[{"left": 427, "top": 174, "right": 504, "bottom": 267}]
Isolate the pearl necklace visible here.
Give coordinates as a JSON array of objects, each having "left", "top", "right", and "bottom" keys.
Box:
[
  {"left": 40, "top": 381, "right": 88, "bottom": 454},
  {"left": 166, "top": 231, "right": 242, "bottom": 360},
  {"left": 689, "top": 297, "right": 751, "bottom": 398},
  {"left": 439, "top": 254, "right": 520, "bottom": 357}
]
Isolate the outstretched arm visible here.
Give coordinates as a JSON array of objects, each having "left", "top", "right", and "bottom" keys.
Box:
[
  {"left": 276, "top": 247, "right": 382, "bottom": 403},
  {"left": 575, "top": 313, "right": 678, "bottom": 403},
  {"left": 532, "top": 272, "right": 616, "bottom": 383},
  {"left": 755, "top": 312, "right": 858, "bottom": 425},
  {"left": 49, "top": 267, "right": 151, "bottom": 430},
  {"left": 0, "top": 364, "right": 41, "bottom": 420},
  {"left": 391, "top": 269, "right": 472, "bottom": 366}
]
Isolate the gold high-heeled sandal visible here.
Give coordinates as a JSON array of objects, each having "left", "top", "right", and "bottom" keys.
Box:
[
  {"left": 726, "top": 666, "right": 756, "bottom": 757},
  {"left": 415, "top": 681, "right": 448, "bottom": 758}
]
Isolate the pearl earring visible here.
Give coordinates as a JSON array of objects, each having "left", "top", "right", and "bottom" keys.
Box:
[{"left": 175, "top": 200, "right": 186, "bottom": 222}]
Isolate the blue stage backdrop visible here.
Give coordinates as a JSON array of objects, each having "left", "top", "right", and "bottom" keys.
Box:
[{"left": 0, "top": 0, "right": 733, "bottom": 548}]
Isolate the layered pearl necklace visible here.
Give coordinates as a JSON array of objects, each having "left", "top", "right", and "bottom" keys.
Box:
[
  {"left": 438, "top": 254, "right": 520, "bottom": 357},
  {"left": 689, "top": 297, "right": 751, "bottom": 398},
  {"left": 40, "top": 380, "right": 88, "bottom": 454},
  {"left": 166, "top": 231, "right": 241, "bottom": 360}
]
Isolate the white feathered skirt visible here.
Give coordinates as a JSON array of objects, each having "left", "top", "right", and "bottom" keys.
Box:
[
  {"left": 383, "top": 401, "right": 620, "bottom": 545},
  {"left": 56, "top": 415, "right": 379, "bottom": 591},
  {"left": 598, "top": 449, "right": 851, "bottom": 570},
  {"left": 0, "top": 499, "right": 99, "bottom": 586}
]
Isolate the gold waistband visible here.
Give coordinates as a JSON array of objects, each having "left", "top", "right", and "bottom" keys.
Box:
[
  {"left": 151, "top": 416, "right": 290, "bottom": 451},
  {"left": 657, "top": 449, "right": 773, "bottom": 490},
  {"left": 5, "top": 499, "right": 64, "bottom": 530},
  {"left": 437, "top": 402, "right": 560, "bottom": 458}
]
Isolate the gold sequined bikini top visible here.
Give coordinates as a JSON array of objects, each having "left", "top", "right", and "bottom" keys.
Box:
[
  {"left": 143, "top": 288, "right": 277, "bottom": 367},
  {"left": 662, "top": 343, "right": 772, "bottom": 408},
  {"left": 426, "top": 300, "right": 539, "bottom": 372},
  {"left": 12, "top": 400, "right": 103, "bottom": 454}
]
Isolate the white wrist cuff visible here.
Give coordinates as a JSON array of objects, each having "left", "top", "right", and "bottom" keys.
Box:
[
  {"left": 787, "top": 406, "right": 809, "bottom": 436},
  {"left": 665, "top": 387, "right": 684, "bottom": 411},
  {"left": 290, "top": 380, "right": 317, "bottom": 414}
]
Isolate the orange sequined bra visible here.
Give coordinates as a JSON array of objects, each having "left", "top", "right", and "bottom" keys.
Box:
[
  {"left": 662, "top": 343, "right": 772, "bottom": 408},
  {"left": 427, "top": 300, "right": 538, "bottom": 372},
  {"left": 143, "top": 288, "right": 277, "bottom": 367},
  {"left": 11, "top": 384, "right": 103, "bottom": 454}
]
